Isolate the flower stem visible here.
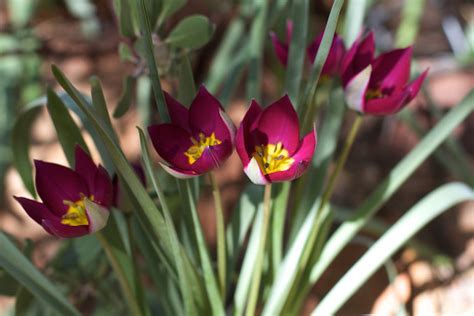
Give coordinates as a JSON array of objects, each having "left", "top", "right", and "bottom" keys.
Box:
[
  {"left": 210, "top": 172, "right": 227, "bottom": 299},
  {"left": 96, "top": 231, "right": 143, "bottom": 316},
  {"left": 246, "top": 183, "right": 272, "bottom": 316},
  {"left": 299, "top": 114, "right": 363, "bottom": 278}
]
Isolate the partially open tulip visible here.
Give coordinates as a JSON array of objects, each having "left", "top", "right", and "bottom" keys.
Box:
[
  {"left": 14, "top": 146, "right": 113, "bottom": 238},
  {"left": 148, "top": 86, "right": 235, "bottom": 178},
  {"left": 341, "top": 31, "right": 428, "bottom": 115},
  {"left": 270, "top": 21, "right": 346, "bottom": 77},
  {"left": 236, "top": 96, "right": 317, "bottom": 184}
]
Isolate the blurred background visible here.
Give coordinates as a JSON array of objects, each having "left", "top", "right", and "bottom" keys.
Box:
[{"left": 0, "top": 0, "right": 473, "bottom": 314}]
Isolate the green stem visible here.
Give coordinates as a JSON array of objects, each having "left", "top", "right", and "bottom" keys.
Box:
[
  {"left": 96, "top": 232, "right": 143, "bottom": 316},
  {"left": 299, "top": 114, "right": 363, "bottom": 274},
  {"left": 245, "top": 183, "right": 272, "bottom": 316},
  {"left": 210, "top": 172, "right": 227, "bottom": 299}
]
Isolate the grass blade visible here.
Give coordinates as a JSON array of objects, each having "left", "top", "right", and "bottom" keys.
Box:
[
  {"left": 309, "top": 90, "right": 474, "bottom": 286},
  {"left": 0, "top": 232, "right": 80, "bottom": 316},
  {"left": 314, "top": 182, "right": 474, "bottom": 314}
]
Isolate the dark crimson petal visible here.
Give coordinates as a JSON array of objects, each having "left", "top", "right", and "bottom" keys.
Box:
[
  {"left": 270, "top": 31, "right": 289, "bottom": 66},
  {"left": 164, "top": 91, "right": 190, "bottom": 131},
  {"left": 190, "top": 140, "right": 233, "bottom": 174},
  {"left": 92, "top": 165, "right": 113, "bottom": 207},
  {"left": 405, "top": 69, "right": 428, "bottom": 102},
  {"left": 188, "top": 86, "right": 231, "bottom": 141},
  {"left": 236, "top": 100, "right": 263, "bottom": 167},
  {"left": 74, "top": 145, "right": 97, "bottom": 190},
  {"left": 363, "top": 91, "right": 410, "bottom": 115},
  {"left": 14, "top": 196, "right": 57, "bottom": 225},
  {"left": 42, "top": 219, "right": 89, "bottom": 238},
  {"left": 342, "top": 31, "right": 375, "bottom": 87},
  {"left": 148, "top": 124, "right": 194, "bottom": 171},
  {"left": 369, "top": 47, "right": 412, "bottom": 92},
  {"left": 307, "top": 33, "right": 346, "bottom": 76},
  {"left": 35, "top": 160, "right": 89, "bottom": 216},
  {"left": 255, "top": 95, "right": 300, "bottom": 154},
  {"left": 265, "top": 129, "right": 316, "bottom": 183}
]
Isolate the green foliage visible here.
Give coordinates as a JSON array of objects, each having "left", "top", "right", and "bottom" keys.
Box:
[{"left": 166, "top": 15, "right": 215, "bottom": 50}]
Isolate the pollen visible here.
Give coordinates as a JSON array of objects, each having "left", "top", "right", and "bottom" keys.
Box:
[
  {"left": 253, "top": 142, "right": 294, "bottom": 175},
  {"left": 61, "top": 194, "right": 94, "bottom": 226},
  {"left": 185, "top": 132, "right": 222, "bottom": 164},
  {"left": 365, "top": 88, "right": 384, "bottom": 100}
]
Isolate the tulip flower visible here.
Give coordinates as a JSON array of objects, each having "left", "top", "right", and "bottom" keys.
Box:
[
  {"left": 236, "top": 96, "right": 317, "bottom": 185},
  {"left": 341, "top": 31, "right": 428, "bottom": 116},
  {"left": 148, "top": 86, "right": 235, "bottom": 178},
  {"left": 270, "top": 21, "right": 346, "bottom": 77},
  {"left": 14, "top": 146, "right": 113, "bottom": 238}
]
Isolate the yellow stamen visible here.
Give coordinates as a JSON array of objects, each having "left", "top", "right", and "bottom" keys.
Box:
[
  {"left": 365, "top": 88, "right": 384, "bottom": 100},
  {"left": 61, "top": 194, "right": 94, "bottom": 226},
  {"left": 253, "top": 142, "right": 294, "bottom": 175},
  {"left": 184, "top": 132, "right": 222, "bottom": 164}
]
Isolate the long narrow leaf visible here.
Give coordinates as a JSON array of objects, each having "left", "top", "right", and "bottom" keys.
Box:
[
  {"left": 314, "top": 182, "right": 474, "bottom": 314},
  {"left": 0, "top": 232, "right": 80, "bottom": 316},
  {"left": 309, "top": 90, "right": 474, "bottom": 286}
]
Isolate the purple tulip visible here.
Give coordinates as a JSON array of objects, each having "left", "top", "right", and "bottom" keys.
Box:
[
  {"left": 236, "top": 96, "right": 317, "bottom": 185},
  {"left": 14, "top": 146, "right": 113, "bottom": 238},
  {"left": 270, "top": 21, "right": 346, "bottom": 77},
  {"left": 148, "top": 86, "right": 235, "bottom": 178},
  {"left": 341, "top": 32, "right": 428, "bottom": 115}
]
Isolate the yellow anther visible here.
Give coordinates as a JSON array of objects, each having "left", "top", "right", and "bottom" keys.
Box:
[
  {"left": 184, "top": 132, "right": 222, "bottom": 164},
  {"left": 252, "top": 142, "right": 294, "bottom": 175},
  {"left": 61, "top": 195, "right": 94, "bottom": 226}
]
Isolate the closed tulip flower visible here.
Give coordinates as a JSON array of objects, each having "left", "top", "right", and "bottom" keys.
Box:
[
  {"left": 341, "top": 31, "right": 428, "bottom": 115},
  {"left": 270, "top": 21, "right": 346, "bottom": 77},
  {"left": 148, "top": 86, "right": 235, "bottom": 178},
  {"left": 236, "top": 95, "right": 317, "bottom": 185},
  {"left": 14, "top": 146, "right": 113, "bottom": 238}
]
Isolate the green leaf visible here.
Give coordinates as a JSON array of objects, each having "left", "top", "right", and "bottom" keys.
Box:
[
  {"left": 11, "top": 106, "right": 42, "bottom": 196},
  {"left": 90, "top": 76, "right": 119, "bottom": 144},
  {"left": 138, "top": 127, "right": 197, "bottom": 315},
  {"left": 342, "top": 0, "right": 370, "bottom": 46},
  {"left": 0, "top": 232, "right": 80, "bottom": 316},
  {"left": 114, "top": 0, "right": 136, "bottom": 37},
  {"left": 0, "top": 268, "right": 18, "bottom": 296},
  {"left": 157, "top": 0, "right": 186, "bottom": 26},
  {"left": 309, "top": 90, "right": 474, "bottom": 288},
  {"left": 233, "top": 209, "right": 264, "bottom": 316},
  {"left": 284, "top": 0, "right": 309, "bottom": 103},
  {"left": 113, "top": 76, "right": 134, "bottom": 118},
  {"left": 166, "top": 15, "right": 215, "bottom": 50},
  {"left": 46, "top": 88, "right": 89, "bottom": 166},
  {"left": 183, "top": 180, "right": 224, "bottom": 316},
  {"left": 6, "top": 0, "right": 37, "bottom": 29},
  {"left": 314, "top": 182, "right": 474, "bottom": 314},
  {"left": 134, "top": 0, "right": 169, "bottom": 122}
]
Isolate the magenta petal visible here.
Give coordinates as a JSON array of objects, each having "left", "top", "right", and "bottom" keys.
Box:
[
  {"left": 236, "top": 100, "right": 263, "bottom": 166},
  {"left": 363, "top": 91, "right": 410, "bottom": 115},
  {"left": 92, "top": 165, "right": 113, "bottom": 207},
  {"left": 14, "top": 197, "right": 56, "bottom": 225},
  {"left": 190, "top": 141, "right": 233, "bottom": 174},
  {"left": 270, "top": 31, "right": 289, "bottom": 66},
  {"left": 42, "top": 219, "right": 89, "bottom": 238},
  {"left": 255, "top": 95, "right": 300, "bottom": 154},
  {"left": 148, "top": 124, "right": 194, "bottom": 171},
  {"left": 307, "top": 33, "right": 346, "bottom": 76},
  {"left": 164, "top": 91, "right": 189, "bottom": 131},
  {"left": 342, "top": 31, "right": 375, "bottom": 86},
  {"left": 35, "top": 160, "right": 89, "bottom": 216},
  {"left": 188, "top": 86, "right": 231, "bottom": 141},
  {"left": 370, "top": 47, "right": 412, "bottom": 92},
  {"left": 74, "top": 145, "right": 96, "bottom": 190},
  {"left": 266, "top": 129, "right": 317, "bottom": 183},
  {"left": 405, "top": 69, "right": 428, "bottom": 102}
]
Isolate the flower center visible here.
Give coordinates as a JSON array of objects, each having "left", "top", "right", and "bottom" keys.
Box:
[
  {"left": 61, "top": 194, "right": 94, "bottom": 226},
  {"left": 365, "top": 88, "right": 384, "bottom": 100},
  {"left": 184, "top": 132, "right": 222, "bottom": 165},
  {"left": 253, "top": 142, "right": 294, "bottom": 175}
]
